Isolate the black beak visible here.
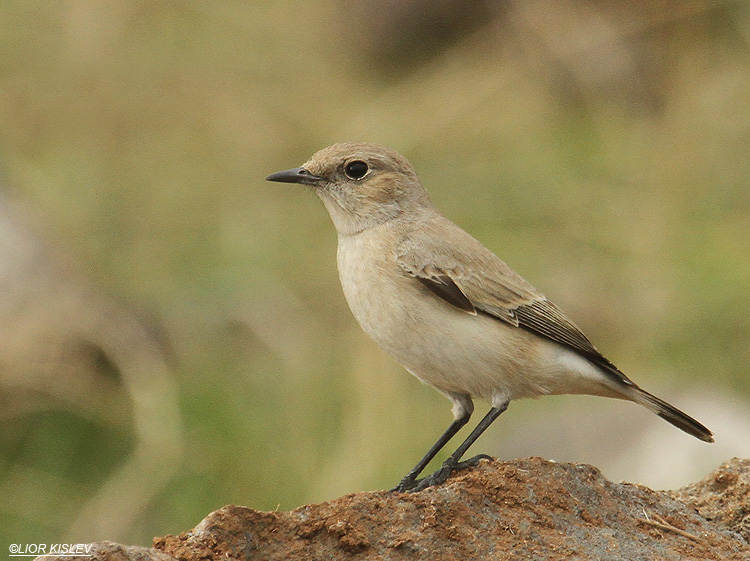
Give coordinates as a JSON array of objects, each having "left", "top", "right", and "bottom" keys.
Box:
[{"left": 266, "top": 167, "right": 322, "bottom": 185}]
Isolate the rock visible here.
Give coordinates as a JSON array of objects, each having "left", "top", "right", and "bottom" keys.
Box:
[
  {"left": 53, "top": 458, "right": 750, "bottom": 561},
  {"left": 672, "top": 457, "right": 750, "bottom": 543},
  {"left": 42, "top": 542, "right": 173, "bottom": 561}
]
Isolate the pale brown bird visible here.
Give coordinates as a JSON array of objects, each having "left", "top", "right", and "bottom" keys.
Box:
[{"left": 267, "top": 142, "right": 713, "bottom": 492}]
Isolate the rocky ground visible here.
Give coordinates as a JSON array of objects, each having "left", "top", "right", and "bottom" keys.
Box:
[{"left": 48, "top": 457, "right": 750, "bottom": 561}]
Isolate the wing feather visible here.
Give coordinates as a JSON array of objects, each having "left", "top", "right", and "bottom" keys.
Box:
[{"left": 397, "top": 216, "right": 630, "bottom": 383}]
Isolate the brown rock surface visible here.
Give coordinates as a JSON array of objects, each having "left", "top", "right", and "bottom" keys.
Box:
[
  {"left": 672, "top": 457, "right": 750, "bottom": 543},
  {"left": 47, "top": 458, "right": 750, "bottom": 561}
]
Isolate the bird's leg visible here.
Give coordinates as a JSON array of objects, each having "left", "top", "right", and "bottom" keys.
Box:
[
  {"left": 392, "top": 413, "right": 471, "bottom": 492},
  {"left": 410, "top": 400, "right": 509, "bottom": 492}
]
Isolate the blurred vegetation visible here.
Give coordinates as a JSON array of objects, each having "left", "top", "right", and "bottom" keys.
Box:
[{"left": 0, "top": 0, "right": 748, "bottom": 548}]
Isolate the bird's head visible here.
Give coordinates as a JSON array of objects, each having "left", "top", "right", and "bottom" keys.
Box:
[{"left": 267, "top": 142, "right": 432, "bottom": 236}]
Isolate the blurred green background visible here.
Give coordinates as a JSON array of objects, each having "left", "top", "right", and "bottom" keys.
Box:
[{"left": 1, "top": 0, "right": 748, "bottom": 549}]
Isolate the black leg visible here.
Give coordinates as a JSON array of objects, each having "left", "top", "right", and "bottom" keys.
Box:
[
  {"left": 392, "top": 413, "right": 471, "bottom": 492},
  {"left": 410, "top": 400, "right": 509, "bottom": 492}
]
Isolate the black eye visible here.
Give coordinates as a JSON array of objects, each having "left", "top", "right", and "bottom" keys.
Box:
[{"left": 344, "top": 160, "right": 369, "bottom": 180}]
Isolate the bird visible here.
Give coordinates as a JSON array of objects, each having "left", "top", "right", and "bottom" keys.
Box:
[{"left": 266, "top": 142, "right": 714, "bottom": 493}]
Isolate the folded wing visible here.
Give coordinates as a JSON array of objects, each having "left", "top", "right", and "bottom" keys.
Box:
[{"left": 397, "top": 217, "right": 630, "bottom": 384}]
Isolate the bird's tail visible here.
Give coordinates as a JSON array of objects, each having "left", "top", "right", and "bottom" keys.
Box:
[{"left": 630, "top": 386, "right": 714, "bottom": 442}]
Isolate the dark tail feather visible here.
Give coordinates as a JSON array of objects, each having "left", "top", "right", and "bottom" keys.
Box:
[{"left": 632, "top": 388, "right": 714, "bottom": 442}]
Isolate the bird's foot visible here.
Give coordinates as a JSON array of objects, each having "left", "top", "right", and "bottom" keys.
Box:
[
  {"left": 391, "top": 455, "right": 494, "bottom": 493},
  {"left": 453, "top": 453, "right": 493, "bottom": 472},
  {"left": 391, "top": 475, "right": 419, "bottom": 493},
  {"left": 409, "top": 462, "right": 455, "bottom": 492},
  {"left": 407, "top": 454, "right": 494, "bottom": 493}
]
